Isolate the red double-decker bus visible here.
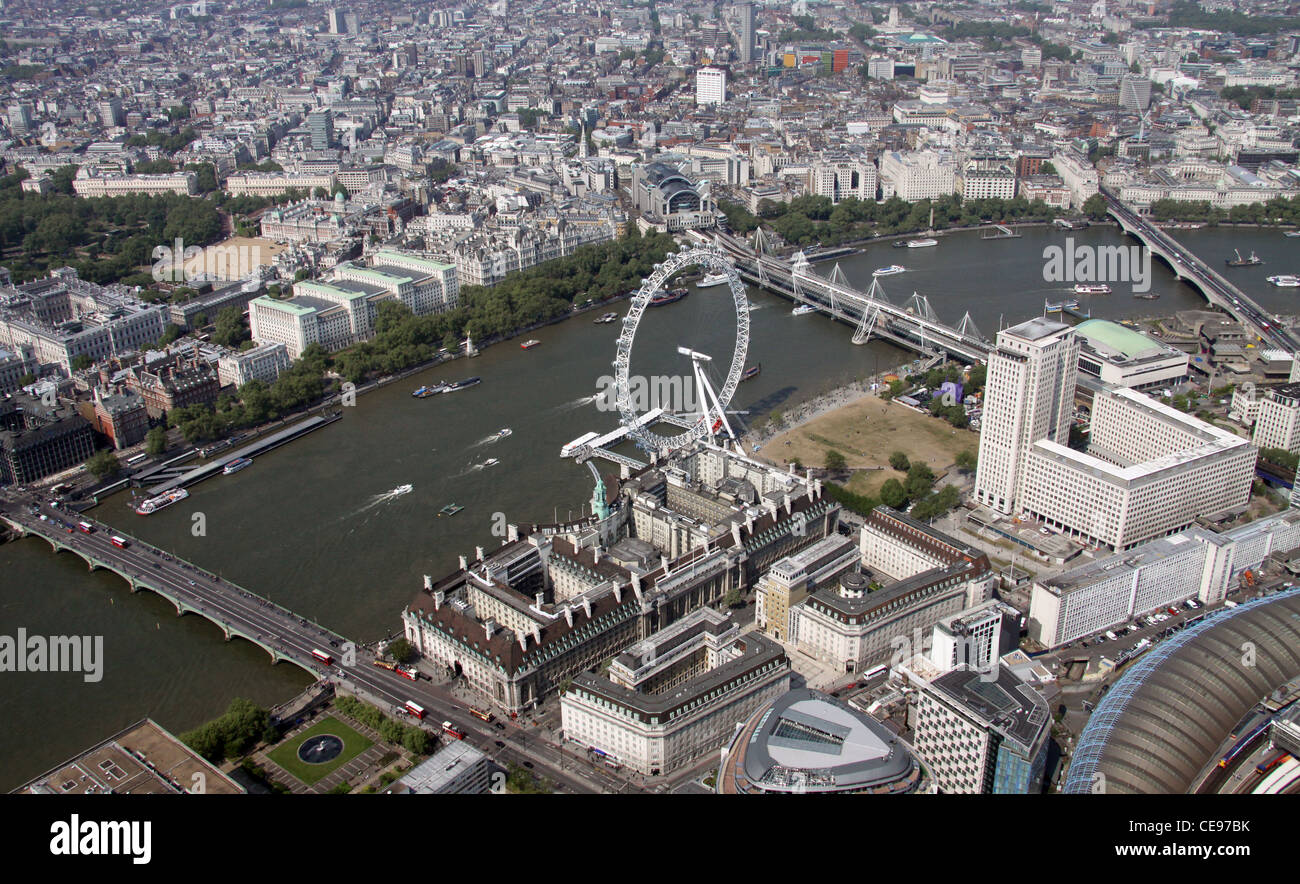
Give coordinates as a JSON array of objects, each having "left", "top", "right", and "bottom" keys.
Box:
[
  {"left": 310, "top": 649, "right": 334, "bottom": 666},
  {"left": 109, "top": 536, "right": 129, "bottom": 549},
  {"left": 442, "top": 721, "right": 466, "bottom": 740},
  {"left": 404, "top": 701, "right": 426, "bottom": 720},
  {"left": 470, "top": 706, "right": 493, "bottom": 723}
]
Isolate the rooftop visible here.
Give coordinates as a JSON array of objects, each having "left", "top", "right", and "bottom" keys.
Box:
[
  {"left": 1075, "top": 318, "right": 1180, "bottom": 362},
  {"left": 737, "top": 689, "right": 916, "bottom": 793}
]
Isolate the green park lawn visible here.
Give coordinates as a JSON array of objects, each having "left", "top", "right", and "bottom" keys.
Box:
[{"left": 266, "top": 716, "right": 373, "bottom": 786}]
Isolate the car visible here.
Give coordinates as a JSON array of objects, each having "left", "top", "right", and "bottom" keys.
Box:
[
  {"left": 494, "top": 740, "right": 505, "bottom": 748},
  {"left": 494, "top": 721, "right": 506, "bottom": 730},
  {"left": 1081, "top": 640, "right": 1090, "bottom": 648},
  {"left": 1039, "top": 527, "right": 1051, "bottom": 535},
  {"left": 1167, "top": 607, "right": 1179, "bottom": 616}
]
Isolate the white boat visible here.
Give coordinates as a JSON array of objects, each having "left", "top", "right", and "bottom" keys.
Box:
[
  {"left": 494, "top": 428, "right": 512, "bottom": 439},
  {"left": 482, "top": 458, "right": 499, "bottom": 467},
  {"left": 222, "top": 457, "right": 252, "bottom": 475},
  {"left": 135, "top": 488, "right": 189, "bottom": 515},
  {"left": 906, "top": 238, "right": 937, "bottom": 248},
  {"left": 1074, "top": 283, "right": 1112, "bottom": 294},
  {"left": 696, "top": 271, "right": 730, "bottom": 288},
  {"left": 1267, "top": 275, "right": 1300, "bottom": 287},
  {"left": 792, "top": 304, "right": 818, "bottom": 315},
  {"left": 873, "top": 265, "right": 905, "bottom": 276},
  {"left": 1285, "top": 231, "right": 1300, "bottom": 238}
]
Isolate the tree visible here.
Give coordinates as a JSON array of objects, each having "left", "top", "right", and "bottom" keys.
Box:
[
  {"left": 724, "top": 588, "right": 744, "bottom": 608},
  {"left": 824, "top": 450, "right": 847, "bottom": 472},
  {"left": 387, "top": 637, "right": 414, "bottom": 663},
  {"left": 880, "top": 478, "right": 907, "bottom": 509},
  {"left": 49, "top": 164, "right": 79, "bottom": 195},
  {"left": 889, "top": 451, "right": 910, "bottom": 471},
  {"left": 145, "top": 426, "right": 167, "bottom": 456},
  {"left": 1082, "top": 194, "right": 1108, "bottom": 221},
  {"left": 955, "top": 449, "right": 978, "bottom": 473},
  {"left": 212, "top": 306, "right": 249, "bottom": 348},
  {"left": 1039, "top": 161, "right": 1057, "bottom": 176},
  {"left": 905, "top": 461, "right": 935, "bottom": 499},
  {"left": 85, "top": 450, "right": 120, "bottom": 479},
  {"left": 70, "top": 354, "right": 94, "bottom": 372}
]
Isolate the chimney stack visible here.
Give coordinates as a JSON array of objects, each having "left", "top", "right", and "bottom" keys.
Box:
[
  {"left": 582, "top": 596, "right": 592, "bottom": 618},
  {"left": 433, "top": 590, "right": 445, "bottom": 610},
  {"left": 458, "top": 555, "right": 468, "bottom": 571},
  {"left": 564, "top": 606, "right": 574, "bottom": 627},
  {"left": 535, "top": 592, "right": 545, "bottom": 609},
  {"left": 475, "top": 546, "right": 485, "bottom": 561}
]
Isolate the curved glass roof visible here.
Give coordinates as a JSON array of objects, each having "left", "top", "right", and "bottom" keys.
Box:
[{"left": 1064, "top": 588, "right": 1300, "bottom": 794}]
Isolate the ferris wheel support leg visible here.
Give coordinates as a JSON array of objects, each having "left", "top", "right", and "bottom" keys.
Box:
[{"left": 697, "top": 360, "right": 738, "bottom": 447}]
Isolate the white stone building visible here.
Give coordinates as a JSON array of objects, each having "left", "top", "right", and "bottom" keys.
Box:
[{"left": 560, "top": 610, "right": 790, "bottom": 776}]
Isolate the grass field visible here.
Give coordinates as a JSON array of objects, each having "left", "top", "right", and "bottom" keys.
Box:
[
  {"left": 266, "top": 716, "right": 373, "bottom": 787},
  {"left": 759, "top": 397, "right": 978, "bottom": 498}
]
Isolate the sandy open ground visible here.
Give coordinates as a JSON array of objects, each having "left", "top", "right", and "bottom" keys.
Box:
[
  {"left": 758, "top": 396, "right": 979, "bottom": 498},
  {"left": 155, "top": 236, "right": 287, "bottom": 281}
]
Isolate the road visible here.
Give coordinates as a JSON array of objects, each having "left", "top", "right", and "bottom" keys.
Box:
[{"left": 1, "top": 488, "right": 638, "bottom": 794}]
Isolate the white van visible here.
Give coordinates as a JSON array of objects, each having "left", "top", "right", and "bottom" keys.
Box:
[{"left": 1104, "top": 630, "right": 1119, "bottom": 641}]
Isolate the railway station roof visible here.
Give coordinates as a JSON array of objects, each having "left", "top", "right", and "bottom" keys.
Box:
[{"left": 1064, "top": 588, "right": 1300, "bottom": 793}]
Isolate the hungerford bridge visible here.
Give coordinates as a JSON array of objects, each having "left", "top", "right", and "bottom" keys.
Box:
[{"left": 685, "top": 229, "right": 992, "bottom": 363}]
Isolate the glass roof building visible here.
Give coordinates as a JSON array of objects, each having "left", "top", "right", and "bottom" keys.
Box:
[{"left": 1064, "top": 587, "right": 1300, "bottom": 793}]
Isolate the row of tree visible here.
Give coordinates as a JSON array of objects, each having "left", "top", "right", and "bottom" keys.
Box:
[
  {"left": 751, "top": 193, "right": 1066, "bottom": 247},
  {"left": 1149, "top": 195, "right": 1300, "bottom": 226},
  {"left": 334, "top": 695, "right": 432, "bottom": 755},
  {"left": 167, "top": 345, "right": 329, "bottom": 443},
  {"left": 334, "top": 229, "right": 675, "bottom": 384}
]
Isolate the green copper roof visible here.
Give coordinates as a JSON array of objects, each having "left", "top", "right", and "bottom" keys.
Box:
[{"left": 1074, "top": 319, "right": 1165, "bottom": 360}]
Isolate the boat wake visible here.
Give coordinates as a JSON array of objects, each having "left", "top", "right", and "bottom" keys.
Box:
[
  {"left": 554, "top": 394, "right": 602, "bottom": 412},
  {"left": 350, "top": 483, "right": 414, "bottom": 516}
]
